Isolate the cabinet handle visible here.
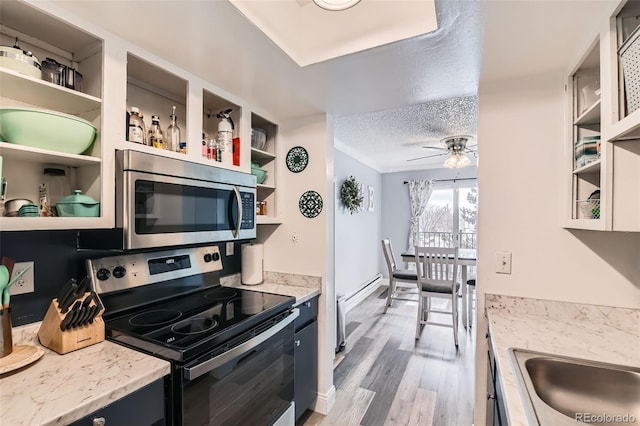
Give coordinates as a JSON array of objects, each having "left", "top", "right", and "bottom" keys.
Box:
[
  {"left": 304, "top": 302, "right": 311, "bottom": 307},
  {"left": 295, "top": 340, "right": 301, "bottom": 347},
  {"left": 93, "top": 418, "right": 106, "bottom": 426}
]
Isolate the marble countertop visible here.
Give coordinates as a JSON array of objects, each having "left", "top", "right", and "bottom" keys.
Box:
[
  {"left": 485, "top": 295, "right": 640, "bottom": 426},
  {"left": 0, "top": 272, "right": 320, "bottom": 425},
  {"left": 0, "top": 323, "right": 170, "bottom": 426},
  {"left": 221, "top": 271, "right": 321, "bottom": 306}
]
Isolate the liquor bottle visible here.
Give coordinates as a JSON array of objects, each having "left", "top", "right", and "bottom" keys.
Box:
[
  {"left": 128, "top": 107, "right": 146, "bottom": 145},
  {"left": 148, "top": 115, "right": 164, "bottom": 149},
  {"left": 166, "top": 106, "right": 181, "bottom": 152}
]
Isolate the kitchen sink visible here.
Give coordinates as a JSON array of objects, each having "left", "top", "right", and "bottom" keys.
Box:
[{"left": 509, "top": 349, "right": 640, "bottom": 425}]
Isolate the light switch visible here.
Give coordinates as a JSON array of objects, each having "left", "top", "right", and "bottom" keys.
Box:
[
  {"left": 494, "top": 251, "right": 512, "bottom": 274},
  {"left": 226, "top": 242, "right": 234, "bottom": 256}
]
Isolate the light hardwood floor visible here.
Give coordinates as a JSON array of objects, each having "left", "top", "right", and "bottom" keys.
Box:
[{"left": 301, "top": 285, "right": 475, "bottom": 426}]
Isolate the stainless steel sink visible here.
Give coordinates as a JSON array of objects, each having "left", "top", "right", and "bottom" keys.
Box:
[{"left": 510, "top": 349, "right": 640, "bottom": 425}]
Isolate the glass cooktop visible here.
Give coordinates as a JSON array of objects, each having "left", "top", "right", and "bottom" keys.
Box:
[{"left": 104, "top": 286, "right": 294, "bottom": 362}]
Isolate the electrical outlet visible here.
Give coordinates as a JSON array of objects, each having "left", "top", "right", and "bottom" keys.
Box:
[
  {"left": 10, "top": 261, "right": 35, "bottom": 295},
  {"left": 226, "top": 242, "right": 234, "bottom": 256},
  {"left": 494, "top": 251, "right": 512, "bottom": 274}
]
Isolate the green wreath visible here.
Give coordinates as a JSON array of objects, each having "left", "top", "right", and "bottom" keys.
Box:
[{"left": 340, "top": 176, "right": 364, "bottom": 214}]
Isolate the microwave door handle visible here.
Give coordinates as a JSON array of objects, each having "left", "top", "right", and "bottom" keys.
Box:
[
  {"left": 232, "top": 185, "right": 242, "bottom": 238},
  {"left": 183, "top": 308, "right": 299, "bottom": 381}
]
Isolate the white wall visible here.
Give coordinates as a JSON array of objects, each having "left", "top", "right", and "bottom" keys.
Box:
[
  {"left": 334, "top": 148, "right": 383, "bottom": 297},
  {"left": 380, "top": 166, "right": 478, "bottom": 274},
  {"left": 473, "top": 71, "right": 640, "bottom": 425},
  {"left": 260, "top": 113, "right": 336, "bottom": 415}
]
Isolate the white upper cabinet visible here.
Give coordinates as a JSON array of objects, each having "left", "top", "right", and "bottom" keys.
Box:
[
  {"left": 250, "top": 113, "right": 281, "bottom": 225},
  {"left": 0, "top": 0, "right": 109, "bottom": 230},
  {"left": 564, "top": 0, "right": 640, "bottom": 232},
  {"left": 0, "top": 0, "right": 280, "bottom": 232}
]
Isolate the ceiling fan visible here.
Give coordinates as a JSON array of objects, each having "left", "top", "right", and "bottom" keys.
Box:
[{"left": 407, "top": 135, "right": 477, "bottom": 168}]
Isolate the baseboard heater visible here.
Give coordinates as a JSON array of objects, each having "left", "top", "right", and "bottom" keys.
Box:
[
  {"left": 342, "top": 274, "right": 383, "bottom": 313},
  {"left": 336, "top": 274, "right": 383, "bottom": 352}
]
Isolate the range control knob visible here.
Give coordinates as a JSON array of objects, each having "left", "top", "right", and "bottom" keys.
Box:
[
  {"left": 96, "top": 268, "right": 111, "bottom": 281},
  {"left": 203, "top": 253, "right": 213, "bottom": 263},
  {"left": 212, "top": 252, "right": 220, "bottom": 262},
  {"left": 113, "top": 266, "right": 127, "bottom": 279}
]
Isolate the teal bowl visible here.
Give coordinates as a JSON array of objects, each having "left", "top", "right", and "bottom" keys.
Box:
[
  {"left": 251, "top": 164, "right": 267, "bottom": 184},
  {"left": 0, "top": 107, "right": 97, "bottom": 155}
]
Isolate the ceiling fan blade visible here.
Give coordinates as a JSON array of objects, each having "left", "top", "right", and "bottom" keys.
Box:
[
  {"left": 407, "top": 153, "right": 447, "bottom": 162},
  {"left": 421, "top": 146, "right": 448, "bottom": 151}
]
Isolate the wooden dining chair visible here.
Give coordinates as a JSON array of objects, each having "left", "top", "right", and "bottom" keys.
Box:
[
  {"left": 414, "top": 246, "right": 460, "bottom": 347},
  {"left": 381, "top": 239, "right": 418, "bottom": 313}
]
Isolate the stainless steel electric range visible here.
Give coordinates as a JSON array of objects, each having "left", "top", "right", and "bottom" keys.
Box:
[{"left": 87, "top": 245, "right": 298, "bottom": 426}]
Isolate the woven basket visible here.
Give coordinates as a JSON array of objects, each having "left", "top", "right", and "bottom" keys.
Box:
[{"left": 619, "top": 25, "right": 640, "bottom": 114}]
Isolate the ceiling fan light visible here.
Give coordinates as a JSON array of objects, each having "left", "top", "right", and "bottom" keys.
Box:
[
  {"left": 312, "top": 0, "right": 361, "bottom": 11},
  {"left": 443, "top": 153, "right": 470, "bottom": 168},
  {"left": 444, "top": 155, "right": 459, "bottom": 168}
]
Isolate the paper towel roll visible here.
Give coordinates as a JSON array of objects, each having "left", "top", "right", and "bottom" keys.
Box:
[{"left": 241, "top": 243, "right": 263, "bottom": 285}]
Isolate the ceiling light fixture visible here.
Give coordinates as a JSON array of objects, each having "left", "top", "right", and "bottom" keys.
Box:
[
  {"left": 443, "top": 153, "right": 471, "bottom": 169},
  {"left": 312, "top": 0, "right": 361, "bottom": 11}
]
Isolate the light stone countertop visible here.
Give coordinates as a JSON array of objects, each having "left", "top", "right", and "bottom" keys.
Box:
[
  {"left": 0, "top": 272, "right": 320, "bottom": 425},
  {"left": 221, "top": 271, "right": 321, "bottom": 306},
  {"left": 0, "top": 322, "right": 170, "bottom": 426},
  {"left": 485, "top": 295, "right": 640, "bottom": 426}
]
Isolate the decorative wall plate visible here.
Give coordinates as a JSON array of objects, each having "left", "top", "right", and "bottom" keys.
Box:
[
  {"left": 286, "top": 146, "right": 309, "bottom": 173},
  {"left": 299, "top": 190, "right": 323, "bottom": 218}
]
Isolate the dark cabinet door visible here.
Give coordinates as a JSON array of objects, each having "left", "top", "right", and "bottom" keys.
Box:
[
  {"left": 69, "top": 379, "right": 165, "bottom": 426},
  {"left": 294, "top": 320, "right": 318, "bottom": 421},
  {"left": 486, "top": 352, "right": 496, "bottom": 426}
]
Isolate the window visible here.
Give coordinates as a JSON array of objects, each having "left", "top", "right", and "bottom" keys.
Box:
[{"left": 418, "top": 184, "right": 477, "bottom": 249}]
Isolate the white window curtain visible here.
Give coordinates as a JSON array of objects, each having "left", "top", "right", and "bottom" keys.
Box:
[{"left": 408, "top": 179, "right": 434, "bottom": 250}]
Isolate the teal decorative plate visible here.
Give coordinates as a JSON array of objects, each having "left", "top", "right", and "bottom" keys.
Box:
[
  {"left": 299, "top": 190, "right": 323, "bottom": 218},
  {"left": 286, "top": 146, "right": 309, "bottom": 173}
]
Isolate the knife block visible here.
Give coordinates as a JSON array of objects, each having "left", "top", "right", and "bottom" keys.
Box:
[{"left": 37, "top": 294, "right": 105, "bottom": 355}]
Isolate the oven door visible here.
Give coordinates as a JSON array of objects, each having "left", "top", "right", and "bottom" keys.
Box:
[
  {"left": 121, "top": 170, "right": 256, "bottom": 249},
  {"left": 179, "top": 309, "right": 298, "bottom": 426}
]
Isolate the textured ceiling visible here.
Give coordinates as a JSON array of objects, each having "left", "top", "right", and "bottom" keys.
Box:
[{"left": 335, "top": 96, "right": 478, "bottom": 172}]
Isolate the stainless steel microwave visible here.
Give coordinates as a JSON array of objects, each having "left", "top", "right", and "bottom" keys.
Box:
[{"left": 79, "top": 150, "right": 256, "bottom": 250}]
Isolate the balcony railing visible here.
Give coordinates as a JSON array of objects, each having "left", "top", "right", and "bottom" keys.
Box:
[{"left": 417, "top": 231, "right": 477, "bottom": 249}]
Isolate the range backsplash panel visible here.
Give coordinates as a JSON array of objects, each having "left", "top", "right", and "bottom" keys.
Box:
[{"left": 0, "top": 230, "right": 243, "bottom": 326}]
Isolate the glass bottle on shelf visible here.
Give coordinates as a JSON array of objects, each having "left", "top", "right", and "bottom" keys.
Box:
[
  {"left": 139, "top": 112, "right": 149, "bottom": 145},
  {"left": 207, "top": 137, "right": 217, "bottom": 161},
  {"left": 202, "top": 133, "right": 208, "bottom": 158},
  {"left": 149, "top": 115, "right": 164, "bottom": 149},
  {"left": 166, "top": 106, "right": 181, "bottom": 152},
  {"left": 128, "top": 107, "right": 146, "bottom": 145}
]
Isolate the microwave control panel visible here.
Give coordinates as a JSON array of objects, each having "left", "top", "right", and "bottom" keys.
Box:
[{"left": 240, "top": 192, "right": 255, "bottom": 229}]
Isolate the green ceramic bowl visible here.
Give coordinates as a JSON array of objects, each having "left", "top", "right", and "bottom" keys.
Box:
[
  {"left": 0, "top": 107, "right": 97, "bottom": 155},
  {"left": 250, "top": 162, "right": 267, "bottom": 184}
]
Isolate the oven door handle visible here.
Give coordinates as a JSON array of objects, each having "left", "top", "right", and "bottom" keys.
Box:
[
  {"left": 184, "top": 308, "right": 299, "bottom": 381},
  {"left": 231, "top": 185, "right": 242, "bottom": 238}
]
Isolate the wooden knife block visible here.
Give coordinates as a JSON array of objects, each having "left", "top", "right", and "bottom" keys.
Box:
[{"left": 38, "top": 294, "right": 105, "bottom": 355}]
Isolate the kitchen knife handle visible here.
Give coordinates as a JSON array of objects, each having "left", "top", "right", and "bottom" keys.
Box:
[
  {"left": 59, "top": 279, "right": 79, "bottom": 313},
  {"left": 60, "top": 311, "right": 73, "bottom": 331}
]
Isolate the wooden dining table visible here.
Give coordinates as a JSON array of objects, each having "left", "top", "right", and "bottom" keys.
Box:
[{"left": 401, "top": 248, "right": 477, "bottom": 329}]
